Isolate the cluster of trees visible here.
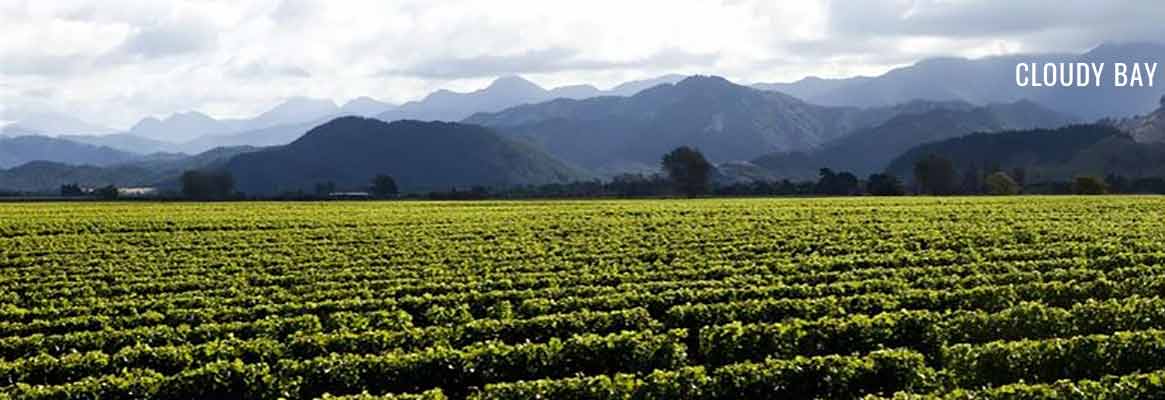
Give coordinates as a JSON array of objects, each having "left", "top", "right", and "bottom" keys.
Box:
[
  {"left": 180, "top": 171, "right": 237, "bottom": 200},
  {"left": 912, "top": 155, "right": 1027, "bottom": 195},
  {"left": 910, "top": 154, "right": 1118, "bottom": 195},
  {"left": 461, "top": 148, "right": 1155, "bottom": 200},
  {"left": 1104, "top": 175, "right": 1165, "bottom": 194}
]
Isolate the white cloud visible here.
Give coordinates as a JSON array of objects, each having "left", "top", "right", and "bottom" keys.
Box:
[{"left": 0, "top": 0, "right": 1161, "bottom": 130}]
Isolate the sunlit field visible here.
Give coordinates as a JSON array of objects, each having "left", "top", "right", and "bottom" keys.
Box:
[{"left": 3, "top": 197, "right": 1165, "bottom": 399}]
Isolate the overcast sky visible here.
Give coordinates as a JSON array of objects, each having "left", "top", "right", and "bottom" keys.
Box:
[{"left": 2, "top": 0, "right": 1164, "bottom": 130}]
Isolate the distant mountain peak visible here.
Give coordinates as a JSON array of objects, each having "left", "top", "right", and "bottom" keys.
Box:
[
  {"left": 168, "top": 111, "right": 215, "bottom": 122},
  {"left": 485, "top": 76, "right": 545, "bottom": 94},
  {"left": 339, "top": 96, "right": 395, "bottom": 117},
  {"left": 1087, "top": 41, "right": 1165, "bottom": 55},
  {"left": 251, "top": 97, "right": 340, "bottom": 126},
  {"left": 343, "top": 96, "right": 379, "bottom": 106},
  {"left": 668, "top": 75, "right": 746, "bottom": 95},
  {"left": 607, "top": 74, "right": 688, "bottom": 96},
  {"left": 131, "top": 116, "right": 162, "bottom": 128},
  {"left": 269, "top": 96, "right": 339, "bottom": 110},
  {"left": 678, "top": 75, "right": 733, "bottom": 85}
]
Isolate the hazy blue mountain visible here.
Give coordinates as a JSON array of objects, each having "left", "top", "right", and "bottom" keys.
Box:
[
  {"left": 547, "top": 84, "right": 603, "bottom": 99},
  {"left": 606, "top": 74, "right": 688, "bottom": 96},
  {"left": 59, "top": 133, "right": 175, "bottom": 154},
  {"left": 754, "top": 42, "right": 1165, "bottom": 120},
  {"left": 752, "top": 100, "right": 1076, "bottom": 179},
  {"left": 1037, "top": 43, "right": 1165, "bottom": 120},
  {"left": 128, "top": 111, "right": 240, "bottom": 143},
  {"left": 247, "top": 97, "right": 340, "bottom": 129},
  {"left": 126, "top": 97, "right": 340, "bottom": 144},
  {"left": 172, "top": 119, "right": 324, "bottom": 154},
  {"left": 339, "top": 97, "right": 396, "bottom": 117},
  {"left": 223, "top": 117, "right": 588, "bottom": 194},
  {"left": 377, "top": 76, "right": 552, "bottom": 122},
  {"left": 753, "top": 76, "right": 874, "bottom": 102},
  {"left": 884, "top": 124, "right": 1165, "bottom": 183},
  {"left": 1, "top": 112, "right": 113, "bottom": 136},
  {"left": 377, "top": 74, "right": 689, "bottom": 123},
  {"left": 0, "top": 145, "right": 261, "bottom": 192},
  {"left": 464, "top": 75, "right": 971, "bottom": 173},
  {"left": 0, "top": 135, "right": 142, "bottom": 169}
]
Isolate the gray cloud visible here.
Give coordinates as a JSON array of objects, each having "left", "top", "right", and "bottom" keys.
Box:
[
  {"left": 112, "top": 19, "right": 217, "bottom": 60},
  {"left": 825, "top": 0, "right": 1165, "bottom": 44},
  {"left": 230, "top": 61, "right": 312, "bottom": 79},
  {"left": 391, "top": 47, "right": 719, "bottom": 79},
  {"left": 2, "top": 0, "right": 1164, "bottom": 129},
  {"left": 272, "top": 0, "right": 320, "bottom": 22},
  {"left": 0, "top": 54, "right": 92, "bottom": 77}
]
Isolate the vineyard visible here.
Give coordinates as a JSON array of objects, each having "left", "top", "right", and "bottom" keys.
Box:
[{"left": 2, "top": 197, "right": 1165, "bottom": 399}]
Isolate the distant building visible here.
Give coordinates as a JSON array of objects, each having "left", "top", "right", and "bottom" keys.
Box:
[{"left": 118, "top": 187, "right": 158, "bottom": 197}]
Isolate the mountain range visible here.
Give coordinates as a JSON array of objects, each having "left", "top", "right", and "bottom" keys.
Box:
[
  {"left": 3, "top": 48, "right": 1164, "bottom": 195},
  {"left": 755, "top": 42, "right": 1164, "bottom": 121},
  {"left": 466, "top": 76, "right": 984, "bottom": 173},
  {"left": 2, "top": 75, "right": 687, "bottom": 157},
  {"left": 376, "top": 75, "right": 686, "bottom": 123},
  {"left": 0, "top": 111, "right": 115, "bottom": 136},
  {"left": 752, "top": 100, "right": 1076, "bottom": 179},
  {"left": 0, "top": 145, "right": 258, "bottom": 192},
  {"left": 223, "top": 117, "right": 587, "bottom": 194},
  {"left": 884, "top": 124, "right": 1165, "bottom": 184},
  {"left": 0, "top": 136, "right": 140, "bottom": 169},
  {"left": 123, "top": 96, "right": 396, "bottom": 151}
]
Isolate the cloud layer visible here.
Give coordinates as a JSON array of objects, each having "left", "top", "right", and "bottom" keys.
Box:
[{"left": 1, "top": 0, "right": 1162, "bottom": 130}]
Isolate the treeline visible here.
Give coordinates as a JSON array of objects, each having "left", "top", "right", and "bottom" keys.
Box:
[
  {"left": 25, "top": 146, "right": 1165, "bottom": 201},
  {"left": 486, "top": 148, "right": 1165, "bottom": 199}
]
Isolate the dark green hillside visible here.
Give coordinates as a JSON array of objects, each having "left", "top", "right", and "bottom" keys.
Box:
[
  {"left": 224, "top": 117, "right": 588, "bottom": 194},
  {"left": 885, "top": 124, "right": 1165, "bottom": 182}
]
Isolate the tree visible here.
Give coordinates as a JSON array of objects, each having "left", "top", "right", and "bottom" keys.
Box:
[
  {"left": 94, "top": 185, "right": 119, "bottom": 200},
  {"left": 661, "top": 146, "right": 712, "bottom": 196},
  {"left": 1073, "top": 176, "right": 1107, "bottom": 195},
  {"left": 181, "top": 170, "right": 235, "bottom": 200},
  {"left": 610, "top": 173, "right": 668, "bottom": 197},
  {"left": 371, "top": 175, "right": 398, "bottom": 198},
  {"left": 1010, "top": 167, "right": 1027, "bottom": 188},
  {"left": 1104, "top": 174, "right": 1129, "bottom": 194},
  {"left": 815, "top": 168, "right": 859, "bottom": 195},
  {"left": 960, "top": 164, "right": 983, "bottom": 194},
  {"left": 866, "top": 173, "right": 905, "bottom": 196},
  {"left": 985, "top": 172, "right": 1020, "bottom": 195},
  {"left": 60, "top": 184, "right": 84, "bottom": 197},
  {"left": 913, "top": 154, "right": 957, "bottom": 195}
]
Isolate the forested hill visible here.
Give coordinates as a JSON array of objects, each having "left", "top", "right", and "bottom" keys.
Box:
[
  {"left": 885, "top": 124, "right": 1165, "bottom": 183},
  {"left": 223, "top": 117, "right": 590, "bottom": 195}
]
